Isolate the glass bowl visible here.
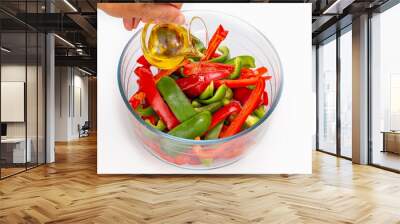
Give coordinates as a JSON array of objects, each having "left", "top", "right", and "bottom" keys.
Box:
[{"left": 118, "top": 10, "right": 283, "bottom": 170}]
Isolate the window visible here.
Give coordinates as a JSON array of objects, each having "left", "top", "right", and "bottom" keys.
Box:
[
  {"left": 371, "top": 3, "right": 400, "bottom": 171},
  {"left": 340, "top": 29, "right": 352, "bottom": 158},
  {"left": 318, "top": 36, "right": 337, "bottom": 154}
]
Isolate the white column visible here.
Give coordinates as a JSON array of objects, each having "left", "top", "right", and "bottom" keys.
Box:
[
  {"left": 352, "top": 14, "right": 369, "bottom": 164},
  {"left": 46, "top": 32, "right": 55, "bottom": 163}
]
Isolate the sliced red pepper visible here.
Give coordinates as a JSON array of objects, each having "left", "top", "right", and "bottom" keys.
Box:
[
  {"left": 221, "top": 78, "right": 265, "bottom": 138},
  {"left": 176, "top": 70, "right": 231, "bottom": 97},
  {"left": 137, "top": 55, "right": 151, "bottom": 68},
  {"left": 184, "top": 81, "right": 210, "bottom": 98},
  {"left": 183, "top": 62, "right": 234, "bottom": 76},
  {"left": 174, "top": 154, "right": 190, "bottom": 165},
  {"left": 233, "top": 87, "right": 252, "bottom": 105},
  {"left": 219, "top": 125, "right": 228, "bottom": 138},
  {"left": 129, "top": 91, "right": 146, "bottom": 109},
  {"left": 212, "top": 52, "right": 221, "bottom": 58},
  {"left": 151, "top": 145, "right": 176, "bottom": 164},
  {"left": 215, "top": 76, "right": 271, "bottom": 88},
  {"left": 201, "top": 25, "right": 229, "bottom": 61},
  {"left": 143, "top": 115, "right": 157, "bottom": 125},
  {"left": 240, "top": 68, "right": 255, "bottom": 79},
  {"left": 135, "top": 67, "right": 180, "bottom": 130},
  {"left": 255, "top": 66, "right": 268, "bottom": 76},
  {"left": 154, "top": 60, "right": 189, "bottom": 82},
  {"left": 208, "top": 101, "right": 241, "bottom": 131},
  {"left": 262, "top": 91, "right": 269, "bottom": 106},
  {"left": 240, "top": 67, "right": 268, "bottom": 79}
]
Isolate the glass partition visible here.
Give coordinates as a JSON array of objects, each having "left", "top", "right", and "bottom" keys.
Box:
[
  {"left": 371, "top": 4, "right": 400, "bottom": 171},
  {"left": 0, "top": 1, "right": 46, "bottom": 179},
  {"left": 339, "top": 28, "right": 352, "bottom": 158},
  {"left": 1, "top": 30, "right": 28, "bottom": 177},
  {"left": 318, "top": 36, "right": 337, "bottom": 154}
]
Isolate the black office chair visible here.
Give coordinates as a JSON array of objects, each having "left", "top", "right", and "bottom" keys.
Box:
[{"left": 79, "top": 121, "right": 90, "bottom": 138}]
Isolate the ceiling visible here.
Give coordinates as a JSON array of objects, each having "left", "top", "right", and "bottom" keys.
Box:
[{"left": 0, "top": 0, "right": 395, "bottom": 75}]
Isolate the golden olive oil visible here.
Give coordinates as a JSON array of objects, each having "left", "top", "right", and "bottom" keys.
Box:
[{"left": 142, "top": 23, "right": 192, "bottom": 69}]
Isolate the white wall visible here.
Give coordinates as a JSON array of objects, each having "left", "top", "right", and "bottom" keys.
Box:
[
  {"left": 54, "top": 67, "right": 89, "bottom": 141},
  {"left": 312, "top": 45, "right": 317, "bottom": 150}
]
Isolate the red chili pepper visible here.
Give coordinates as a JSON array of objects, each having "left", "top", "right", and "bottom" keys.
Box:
[
  {"left": 212, "top": 52, "right": 221, "bottom": 58},
  {"left": 208, "top": 101, "right": 241, "bottom": 131},
  {"left": 176, "top": 70, "right": 231, "bottom": 97},
  {"left": 184, "top": 82, "right": 210, "bottom": 98},
  {"left": 233, "top": 87, "right": 252, "bottom": 105},
  {"left": 154, "top": 60, "right": 189, "bottom": 82},
  {"left": 223, "top": 144, "right": 246, "bottom": 159},
  {"left": 221, "top": 78, "right": 265, "bottom": 138},
  {"left": 202, "top": 25, "right": 229, "bottom": 61},
  {"left": 262, "top": 91, "right": 269, "bottom": 106},
  {"left": 137, "top": 55, "right": 151, "bottom": 68},
  {"left": 255, "top": 66, "right": 268, "bottom": 76},
  {"left": 151, "top": 145, "right": 176, "bottom": 164},
  {"left": 174, "top": 154, "right": 190, "bottom": 165},
  {"left": 129, "top": 91, "right": 146, "bottom": 109},
  {"left": 183, "top": 62, "right": 234, "bottom": 76},
  {"left": 143, "top": 115, "right": 157, "bottom": 125},
  {"left": 240, "top": 67, "right": 268, "bottom": 79},
  {"left": 215, "top": 76, "right": 271, "bottom": 88},
  {"left": 240, "top": 68, "right": 255, "bottom": 79},
  {"left": 135, "top": 67, "right": 180, "bottom": 130}
]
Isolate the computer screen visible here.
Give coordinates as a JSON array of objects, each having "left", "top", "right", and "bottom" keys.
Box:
[{"left": 1, "top": 123, "right": 7, "bottom": 137}]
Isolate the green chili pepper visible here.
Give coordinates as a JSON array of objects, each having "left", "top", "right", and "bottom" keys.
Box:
[
  {"left": 168, "top": 111, "right": 211, "bottom": 139},
  {"left": 199, "top": 84, "right": 227, "bottom": 104},
  {"left": 188, "top": 57, "right": 200, "bottom": 62},
  {"left": 224, "top": 87, "right": 233, "bottom": 100},
  {"left": 136, "top": 105, "right": 155, "bottom": 117},
  {"left": 199, "top": 81, "right": 214, "bottom": 100},
  {"left": 205, "top": 121, "right": 224, "bottom": 140},
  {"left": 146, "top": 119, "right": 166, "bottom": 131},
  {"left": 247, "top": 85, "right": 256, "bottom": 90},
  {"left": 192, "top": 100, "right": 202, "bottom": 108},
  {"left": 194, "top": 101, "right": 223, "bottom": 113},
  {"left": 226, "top": 55, "right": 256, "bottom": 68},
  {"left": 253, "top": 106, "right": 266, "bottom": 119},
  {"left": 229, "top": 57, "right": 242, "bottom": 79},
  {"left": 245, "top": 114, "right": 260, "bottom": 128},
  {"left": 157, "top": 76, "right": 197, "bottom": 122},
  {"left": 188, "top": 57, "right": 200, "bottom": 63},
  {"left": 191, "top": 35, "right": 206, "bottom": 53},
  {"left": 209, "top": 46, "right": 230, "bottom": 63},
  {"left": 200, "top": 158, "right": 213, "bottom": 166},
  {"left": 222, "top": 98, "right": 231, "bottom": 105}
]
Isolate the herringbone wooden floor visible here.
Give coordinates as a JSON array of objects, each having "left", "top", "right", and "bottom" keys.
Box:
[{"left": 1, "top": 135, "right": 400, "bottom": 224}]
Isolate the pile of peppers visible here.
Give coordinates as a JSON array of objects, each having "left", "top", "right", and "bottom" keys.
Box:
[{"left": 129, "top": 24, "right": 271, "bottom": 164}]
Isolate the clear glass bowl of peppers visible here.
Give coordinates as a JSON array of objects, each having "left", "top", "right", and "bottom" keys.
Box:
[{"left": 118, "top": 10, "right": 283, "bottom": 169}]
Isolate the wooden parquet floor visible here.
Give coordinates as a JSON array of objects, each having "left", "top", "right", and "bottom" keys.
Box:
[{"left": 1, "top": 134, "right": 400, "bottom": 224}]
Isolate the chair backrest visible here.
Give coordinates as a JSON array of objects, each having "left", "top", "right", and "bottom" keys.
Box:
[{"left": 82, "top": 121, "right": 90, "bottom": 129}]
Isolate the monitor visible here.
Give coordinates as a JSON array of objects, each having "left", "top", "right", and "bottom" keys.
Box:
[{"left": 1, "top": 123, "right": 7, "bottom": 137}]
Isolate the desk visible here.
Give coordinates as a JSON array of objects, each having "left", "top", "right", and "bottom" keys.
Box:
[
  {"left": 382, "top": 131, "right": 400, "bottom": 154},
  {"left": 1, "top": 138, "right": 31, "bottom": 163}
]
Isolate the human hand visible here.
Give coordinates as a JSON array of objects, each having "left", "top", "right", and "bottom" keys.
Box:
[{"left": 98, "top": 3, "right": 184, "bottom": 31}]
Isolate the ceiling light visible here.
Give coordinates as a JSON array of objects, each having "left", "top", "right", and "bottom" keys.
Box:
[
  {"left": 78, "top": 67, "right": 92, "bottom": 76},
  {"left": 63, "top": 0, "right": 78, "bottom": 12},
  {"left": 1, "top": 47, "right": 11, "bottom": 53},
  {"left": 54, "top": 34, "right": 75, "bottom": 48},
  {"left": 322, "top": 0, "right": 354, "bottom": 15}
]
